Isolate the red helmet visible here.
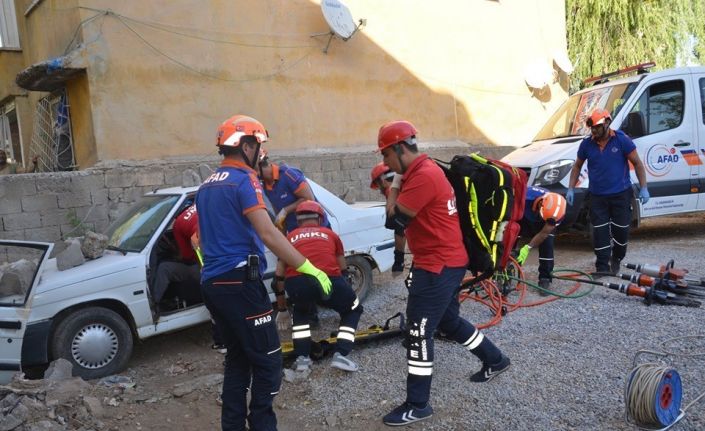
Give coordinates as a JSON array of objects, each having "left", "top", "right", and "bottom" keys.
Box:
[
  {"left": 533, "top": 192, "right": 566, "bottom": 221},
  {"left": 586, "top": 109, "right": 612, "bottom": 127},
  {"left": 369, "top": 162, "right": 392, "bottom": 189},
  {"left": 377, "top": 120, "right": 417, "bottom": 152},
  {"left": 295, "top": 200, "right": 325, "bottom": 218},
  {"left": 216, "top": 115, "right": 269, "bottom": 148}
]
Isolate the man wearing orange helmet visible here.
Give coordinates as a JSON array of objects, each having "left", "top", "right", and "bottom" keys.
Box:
[
  {"left": 370, "top": 162, "right": 406, "bottom": 273},
  {"left": 196, "top": 115, "right": 332, "bottom": 431},
  {"left": 516, "top": 186, "right": 567, "bottom": 295},
  {"left": 272, "top": 200, "right": 363, "bottom": 373},
  {"left": 567, "top": 108, "right": 649, "bottom": 276},
  {"left": 376, "top": 120, "right": 510, "bottom": 427}
]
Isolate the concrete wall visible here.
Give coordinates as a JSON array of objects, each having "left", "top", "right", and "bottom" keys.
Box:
[
  {"left": 4, "top": 0, "right": 567, "bottom": 170},
  {"left": 0, "top": 145, "right": 513, "bottom": 241}
]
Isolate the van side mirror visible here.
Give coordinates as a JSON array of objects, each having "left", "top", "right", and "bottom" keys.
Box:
[{"left": 621, "top": 111, "right": 646, "bottom": 138}]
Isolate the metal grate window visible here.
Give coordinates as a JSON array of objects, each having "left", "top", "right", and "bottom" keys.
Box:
[{"left": 29, "top": 90, "right": 76, "bottom": 172}]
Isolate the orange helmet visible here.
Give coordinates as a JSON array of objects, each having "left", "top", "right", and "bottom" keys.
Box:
[
  {"left": 533, "top": 192, "right": 566, "bottom": 221},
  {"left": 586, "top": 109, "right": 612, "bottom": 127},
  {"left": 216, "top": 115, "right": 269, "bottom": 148},
  {"left": 295, "top": 200, "right": 325, "bottom": 218},
  {"left": 377, "top": 120, "right": 417, "bottom": 152},
  {"left": 369, "top": 162, "right": 393, "bottom": 189}
]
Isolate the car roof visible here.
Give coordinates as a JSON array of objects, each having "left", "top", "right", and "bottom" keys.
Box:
[{"left": 576, "top": 66, "right": 705, "bottom": 95}]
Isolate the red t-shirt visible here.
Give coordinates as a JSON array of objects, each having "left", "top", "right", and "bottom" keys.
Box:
[
  {"left": 285, "top": 226, "right": 344, "bottom": 277},
  {"left": 173, "top": 205, "right": 199, "bottom": 263},
  {"left": 395, "top": 154, "right": 468, "bottom": 273}
]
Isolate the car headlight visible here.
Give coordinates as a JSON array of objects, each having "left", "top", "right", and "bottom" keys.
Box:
[{"left": 534, "top": 160, "right": 573, "bottom": 186}]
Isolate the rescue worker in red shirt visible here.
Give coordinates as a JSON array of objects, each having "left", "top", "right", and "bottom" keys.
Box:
[
  {"left": 196, "top": 115, "right": 332, "bottom": 431},
  {"left": 376, "top": 120, "right": 510, "bottom": 427},
  {"left": 272, "top": 200, "right": 362, "bottom": 372},
  {"left": 370, "top": 162, "right": 406, "bottom": 274},
  {"left": 152, "top": 204, "right": 200, "bottom": 315}
]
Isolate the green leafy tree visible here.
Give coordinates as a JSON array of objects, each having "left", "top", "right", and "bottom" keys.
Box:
[{"left": 567, "top": 0, "right": 705, "bottom": 90}]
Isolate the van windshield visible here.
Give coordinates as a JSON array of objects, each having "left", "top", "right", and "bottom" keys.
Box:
[
  {"left": 534, "top": 82, "right": 638, "bottom": 141},
  {"left": 104, "top": 195, "right": 180, "bottom": 252}
]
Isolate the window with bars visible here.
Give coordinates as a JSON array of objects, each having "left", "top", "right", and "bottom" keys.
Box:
[{"left": 29, "top": 90, "right": 76, "bottom": 172}]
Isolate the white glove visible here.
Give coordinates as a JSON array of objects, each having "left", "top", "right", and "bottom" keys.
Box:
[
  {"left": 274, "top": 209, "right": 287, "bottom": 229},
  {"left": 276, "top": 310, "right": 291, "bottom": 331}
]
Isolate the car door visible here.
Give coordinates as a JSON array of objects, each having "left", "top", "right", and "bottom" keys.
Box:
[
  {"left": 695, "top": 72, "right": 705, "bottom": 210},
  {"left": 0, "top": 241, "right": 52, "bottom": 383},
  {"left": 620, "top": 74, "right": 697, "bottom": 217}
]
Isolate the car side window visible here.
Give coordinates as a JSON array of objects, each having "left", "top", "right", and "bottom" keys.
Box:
[
  {"left": 625, "top": 80, "right": 685, "bottom": 138},
  {"left": 700, "top": 78, "right": 705, "bottom": 124},
  {"left": 0, "top": 244, "right": 46, "bottom": 306}
]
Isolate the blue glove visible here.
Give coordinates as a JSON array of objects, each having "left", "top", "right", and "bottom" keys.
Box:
[
  {"left": 639, "top": 186, "right": 650, "bottom": 204},
  {"left": 566, "top": 188, "right": 574, "bottom": 206}
]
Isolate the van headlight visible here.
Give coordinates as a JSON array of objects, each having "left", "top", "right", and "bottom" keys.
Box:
[{"left": 534, "top": 160, "right": 573, "bottom": 186}]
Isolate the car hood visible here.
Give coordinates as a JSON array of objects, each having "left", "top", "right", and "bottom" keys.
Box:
[
  {"left": 35, "top": 252, "right": 144, "bottom": 294},
  {"left": 502, "top": 137, "right": 583, "bottom": 166}
]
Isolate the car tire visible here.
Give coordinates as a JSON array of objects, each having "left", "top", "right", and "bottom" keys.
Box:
[
  {"left": 346, "top": 255, "right": 373, "bottom": 301},
  {"left": 51, "top": 307, "right": 133, "bottom": 380}
]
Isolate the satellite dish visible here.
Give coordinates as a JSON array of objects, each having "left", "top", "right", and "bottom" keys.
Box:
[
  {"left": 524, "top": 61, "right": 554, "bottom": 89},
  {"left": 321, "top": 0, "right": 357, "bottom": 40},
  {"left": 554, "top": 51, "right": 574, "bottom": 74}
]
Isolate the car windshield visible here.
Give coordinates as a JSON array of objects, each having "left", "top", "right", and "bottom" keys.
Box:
[
  {"left": 104, "top": 195, "right": 180, "bottom": 252},
  {"left": 534, "top": 82, "right": 638, "bottom": 141}
]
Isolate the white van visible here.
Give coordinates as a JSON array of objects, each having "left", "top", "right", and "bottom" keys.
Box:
[{"left": 502, "top": 64, "right": 705, "bottom": 230}]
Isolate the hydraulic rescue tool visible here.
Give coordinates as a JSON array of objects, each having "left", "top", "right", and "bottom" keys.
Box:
[
  {"left": 552, "top": 276, "right": 701, "bottom": 307},
  {"left": 625, "top": 260, "right": 705, "bottom": 287}
]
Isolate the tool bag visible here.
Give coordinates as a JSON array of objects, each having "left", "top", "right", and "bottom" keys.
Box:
[{"left": 436, "top": 153, "right": 527, "bottom": 280}]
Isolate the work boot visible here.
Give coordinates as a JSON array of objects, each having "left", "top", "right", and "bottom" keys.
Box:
[
  {"left": 330, "top": 352, "right": 358, "bottom": 372},
  {"left": 610, "top": 257, "right": 622, "bottom": 276},
  {"left": 293, "top": 355, "right": 312, "bottom": 372},
  {"left": 392, "top": 250, "right": 405, "bottom": 274},
  {"left": 470, "top": 354, "right": 511, "bottom": 383},
  {"left": 537, "top": 278, "right": 552, "bottom": 296}
]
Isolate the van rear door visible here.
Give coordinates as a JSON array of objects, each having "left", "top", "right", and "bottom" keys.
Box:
[
  {"left": 0, "top": 241, "right": 52, "bottom": 383},
  {"left": 619, "top": 73, "right": 698, "bottom": 217},
  {"left": 694, "top": 72, "right": 705, "bottom": 210}
]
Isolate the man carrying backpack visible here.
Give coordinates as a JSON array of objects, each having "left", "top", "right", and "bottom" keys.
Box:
[
  {"left": 567, "top": 108, "right": 649, "bottom": 276},
  {"left": 376, "top": 120, "right": 510, "bottom": 427},
  {"left": 370, "top": 162, "right": 406, "bottom": 273},
  {"left": 516, "top": 187, "right": 567, "bottom": 295}
]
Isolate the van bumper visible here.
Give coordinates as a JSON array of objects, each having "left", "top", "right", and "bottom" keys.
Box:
[{"left": 541, "top": 186, "right": 588, "bottom": 231}]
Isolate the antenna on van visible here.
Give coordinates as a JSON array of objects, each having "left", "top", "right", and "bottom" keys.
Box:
[{"left": 584, "top": 62, "right": 656, "bottom": 86}]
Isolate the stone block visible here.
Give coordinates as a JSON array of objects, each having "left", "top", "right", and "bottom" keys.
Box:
[
  {"left": 70, "top": 172, "right": 105, "bottom": 190},
  {"left": 76, "top": 204, "right": 109, "bottom": 224},
  {"left": 21, "top": 194, "right": 58, "bottom": 212},
  {"left": 91, "top": 188, "right": 109, "bottom": 205},
  {"left": 321, "top": 159, "right": 341, "bottom": 172},
  {"left": 298, "top": 159, "right": 322, "bottom": 174},
  {"left": 0, "top": 230, "right": 24, "bottom": 240},
  {"left": 81, "top": 231, "right": 108, "bottom": 259},
  {"left": 44, "top": 358, "right": 74, "bottom": 381},
  {"left": 58, "top": 190, "right": 92, "bottom": 208},
  {"left": 34, "top": 175, "right": 72, "bottom": 193},
  {"left": 0, "top": 197, "right": 21, "bottom": 215},
  {"left": 24, "top": 226, "right": 62, "bottom": 242},
  {"left": 40, "top": 209, "right": 71, "bottom": 227},
  {"left": 341, "top": 158, "right": 360, "bottom": 170},
  {"left": 55, "top": 238, "right": 85, "bottom": 270},
  {"left": 135, "top": 170, "right": 165, "bottom": 186},
  {"left": 105, "top": 170, "right": 137, "bottom": 188},
  {"left": 3, "top": 212, "right": 41, "bottom": 230}
]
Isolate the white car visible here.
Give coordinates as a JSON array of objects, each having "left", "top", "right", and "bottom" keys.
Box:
[{"left": 0, "top": 180, "right": 394, "bottom": 382}]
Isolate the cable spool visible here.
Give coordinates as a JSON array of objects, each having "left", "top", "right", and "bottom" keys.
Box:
[{"left": 625, "top": 364, "right": 684, "bottom": 430}]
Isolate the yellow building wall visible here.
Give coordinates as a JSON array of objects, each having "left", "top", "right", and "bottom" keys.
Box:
[{"left": 13, "top": 0, "right": 568, "bottom": 164}]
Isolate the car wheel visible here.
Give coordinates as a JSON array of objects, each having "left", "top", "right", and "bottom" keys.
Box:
[
  {"left": 346, "top": 255, "right": 373, "bottom": 301},
  {"left": 51, "top": 306, "right": 133, "bottom": 380}
]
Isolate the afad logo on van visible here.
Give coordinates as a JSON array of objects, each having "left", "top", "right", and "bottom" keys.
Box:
[{"left": 645, "top": 145, "right": 679, "bottom": 177}]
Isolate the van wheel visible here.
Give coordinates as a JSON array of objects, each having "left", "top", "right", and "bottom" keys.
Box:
[
  {"left": 51, "top": 307, "right": 133, "bottom": 380},
  {"left": 346, "top": 255, "right": 373, "bottom": 301}
]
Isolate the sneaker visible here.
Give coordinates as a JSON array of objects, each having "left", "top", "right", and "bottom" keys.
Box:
[
  {"left": 331, "top": 352, "right": 358, "bottom": 372},
  {"left": 610, "top": 257, "right": 621, "bottom": 276},
  {"left": 383, "top": 402, "right": 433, "bottom": 426},
  {"left": 470, "top": 354, "right": 511, "bottom": 383},
  {"left": 294, "top": 355, "right": 312, "bottom": 372},
  {"left": 537, "top": 278, "right": 551, "bottom": 296},
  {"left": 211, "top": 344, "right": 227, "bottom": 354}
]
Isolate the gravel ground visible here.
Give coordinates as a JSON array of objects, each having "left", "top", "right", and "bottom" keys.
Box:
[{"left": 274, "top": 213, "right": 705, "bottom": 431}]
